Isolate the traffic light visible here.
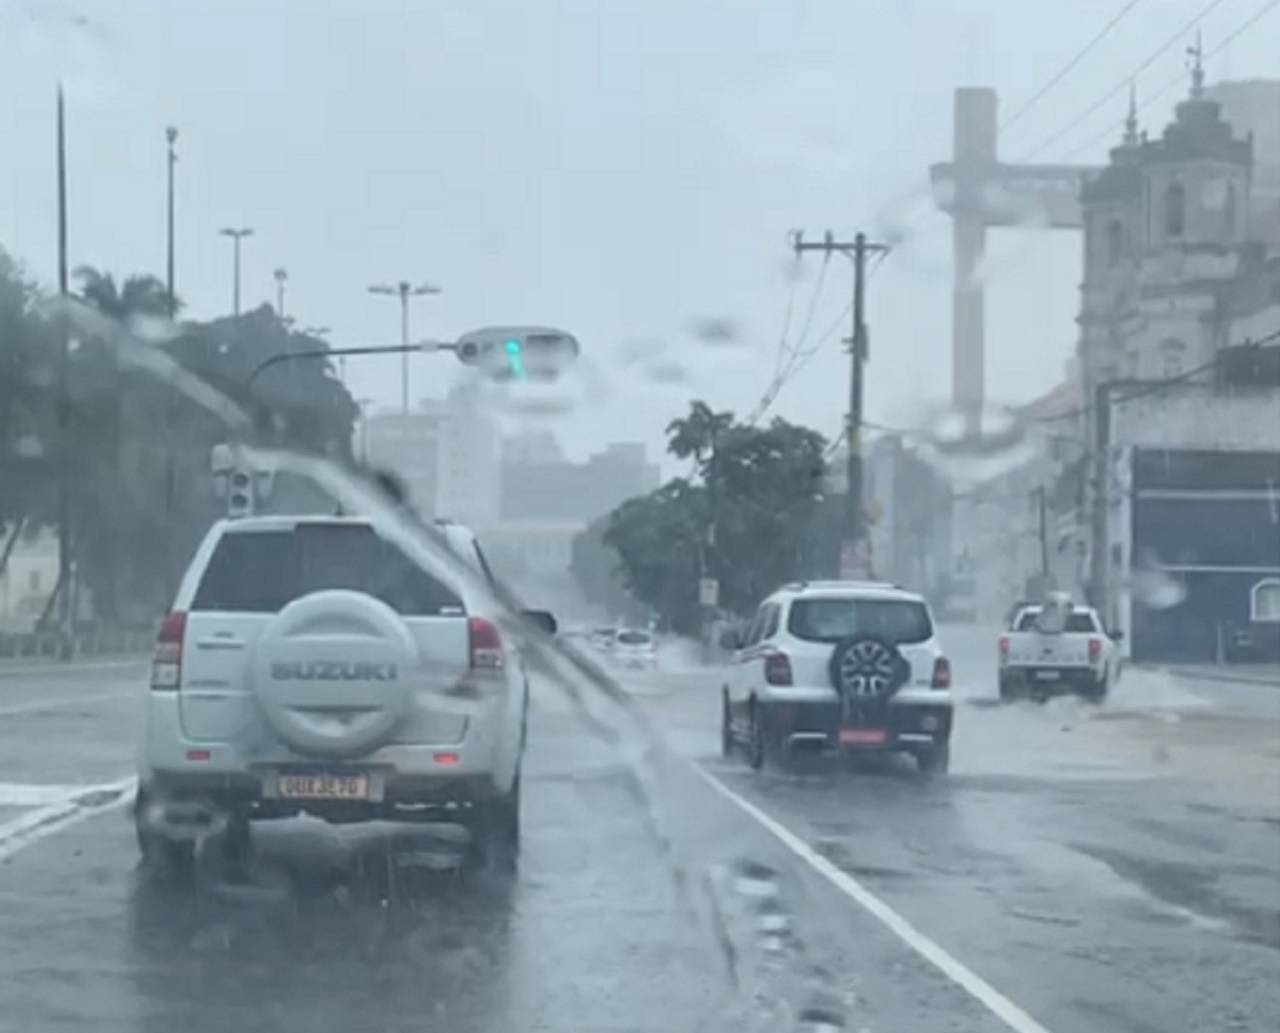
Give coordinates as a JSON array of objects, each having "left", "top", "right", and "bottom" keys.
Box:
[
  {"left": 210, "top": 443, "right": 274, "bottom": 518},
  {"left": 504, "top": 339, "right": 525, "bottom": 380},
  {"left": 454, "top": 326, "right": 579, "bottom": 382}
]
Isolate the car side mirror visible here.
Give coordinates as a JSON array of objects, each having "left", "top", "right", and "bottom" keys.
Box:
[
  {"left": 522, "top": 609, "right": 558, "bottom": 636},
  {"left": 1109, "top": 630, "right": 1125, "bottom": 642},
  {"left": 719, "top": 629, "right": 741, "bottom": 651}
]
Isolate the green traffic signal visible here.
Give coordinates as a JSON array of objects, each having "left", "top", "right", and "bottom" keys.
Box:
[{"left": 504, "top": 339, "right": 525, "bottom": 380}]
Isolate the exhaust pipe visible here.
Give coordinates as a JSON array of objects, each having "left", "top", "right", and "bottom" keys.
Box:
[{"left": 139, "top": 795, "right": 230, "bottom": 842}]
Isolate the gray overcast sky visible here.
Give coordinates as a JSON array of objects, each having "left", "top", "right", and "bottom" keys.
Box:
[{"left": 2, "top": 0, "right": 1275, "bottom": 464}]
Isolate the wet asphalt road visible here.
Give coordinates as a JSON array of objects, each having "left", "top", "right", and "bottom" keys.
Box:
[{"left": 0, "top": 628, "right": 1277, "bottom": 1033}]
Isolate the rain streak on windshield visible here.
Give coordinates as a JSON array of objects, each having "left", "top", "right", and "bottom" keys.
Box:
[{"left": 1, "top": 4, "right": 1279, "bottom": 1033}]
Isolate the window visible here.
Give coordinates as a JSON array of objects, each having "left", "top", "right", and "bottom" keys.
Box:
[
  {"left": 1015, "top": 610, "right": 1099, "bottom": 633},
  {"left": 761, "top": 604, "right": 780, "bottom": 641},
  {"left": 1106, "top": 218, "right": 1124, "bottom": 266},
  {"left": 1159, "top": 338, "right": 1186, "bottom": 379},
  {"left": 1164, "top": 181, "right": 1185, "bottom": 238},
  {"left": 1223, "top": 182, "right": 1238, "bottom": 238},
  {"left": 1251, "top": 579, "right": 1280, "bottom": 623},
  {"left": 192, "top": 524, "right": 464, "bottom": 616},
  {"left": 787, "top": 597, "right": 933, "bottom": 644}
]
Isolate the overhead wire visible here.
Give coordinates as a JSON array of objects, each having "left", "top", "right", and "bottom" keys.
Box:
[
  {"left": 1059, "top": 0, "right": 1280, "bottom": 161},
  {"left": 1018, "top": 0, "right": 1232, "bottom": 161},
  {"left": 1000, "top": 0, "right": 1145, "bottom": 134}
]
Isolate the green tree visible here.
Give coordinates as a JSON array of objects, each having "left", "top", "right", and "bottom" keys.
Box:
[{"left": 601, "top": 401, "right": 835, "bottom": 633}]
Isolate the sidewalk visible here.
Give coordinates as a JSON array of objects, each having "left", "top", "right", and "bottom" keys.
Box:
[{"left": 1155, "top": 663, "right": 1280, "bottom": 688}]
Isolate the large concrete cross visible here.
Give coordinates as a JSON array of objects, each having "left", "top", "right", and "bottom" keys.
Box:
[{"left": 930, "top": 88, "right": 1100, "bottom": 430}]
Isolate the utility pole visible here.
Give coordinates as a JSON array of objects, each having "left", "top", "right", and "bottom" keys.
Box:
[
  {"left": 368, "top": 280, "right": 441, "bottom": 414},
  {"left": 55, "top": 85, "right": 72, "bottom": 636},
  {"left": 1033, "top": 485, "right": 1050, "bottom": 581},
  {"left": 792, "top": 230, "right": 890, "bottom": 578},
  {"left": 1088, "top": 381, "right": 1113, "bottom": 618},
  {"left": 219, "top": 227, "right": 254, "bottom": 318}
]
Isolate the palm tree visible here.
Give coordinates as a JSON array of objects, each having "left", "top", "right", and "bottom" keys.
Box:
[
  {"left": 665, "top": 400, "right": 733, "bottom": 466},
  {"left": 73, "top": 267, "right": 176, "bottom": 321}
]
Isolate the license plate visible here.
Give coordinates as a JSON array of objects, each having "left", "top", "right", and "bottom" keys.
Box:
[
  {"left": 1034, "top": 670, "right": 1062, "bottom": 681},
  {"left": 839, "top": 728, "right": 888, "bottom": 746},
  {"left": 277, "top": 772, "right": 371, "bottom": 800}
]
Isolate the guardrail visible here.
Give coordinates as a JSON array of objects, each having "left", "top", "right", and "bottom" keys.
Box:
[{"left": 0, "top": 627, "right": 155, "bottom": 663}]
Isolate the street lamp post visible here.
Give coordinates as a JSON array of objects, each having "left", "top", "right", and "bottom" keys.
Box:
[
  {"left": 273, "top": 267, "right": 288, "bottom": 319},
  {"left": 165, "top": 127, "right": 178, "bottom": 319},
  {"left": 219, "top": 227, "right": 254, "bottom": 318},
  {"left": 367, "top": 280, "right": 441, "bottom": 414},
  {"left": 163, "top": 126, "right": 179, "bottom": 598}
]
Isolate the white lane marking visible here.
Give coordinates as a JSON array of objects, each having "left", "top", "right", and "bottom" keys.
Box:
[
  {"left": 0, "top": 658, "right": 146, "bottom": 678},
  {"left": 0, "top": 689, "right": 134, "bottom": 718},
  {"left": 695, "top": 766, "right": 1058, "bottom": 1033},
  {"left": 0, "top": 783, "right": 113, "bottom": 806},
  {"left": 0, "top": 777, "right": 137, "bottom": 863}
]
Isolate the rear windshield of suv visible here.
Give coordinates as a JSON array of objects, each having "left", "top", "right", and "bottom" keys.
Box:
[
  {"left": 1014, "top": 610, "right": 1099, "bottom": 633},
  {"left": 787, "top": 597, "right": 933, "bottom": 644},
  {"left": 616, "top": 631, "right": 652, "bottom": 646},
  {"left": 191, "top": 524, "right": 464, "bottom": 615}
]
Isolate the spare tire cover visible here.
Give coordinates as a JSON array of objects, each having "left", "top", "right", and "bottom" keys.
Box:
[
  {"left": 251, "top": 590, "right": 419, "bottom": 758},
  {"left": 828, "top": 634, "right": 909, "bottom": 702}
]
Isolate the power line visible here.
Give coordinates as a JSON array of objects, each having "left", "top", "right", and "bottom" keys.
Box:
[
  {"left": 1060, "top": 0, "right": 1280, "bottom": 161},
  {"left": 1019, "top": 0, "right": 1231, "bottom": 161},
  {"left": 1001, "top": 0, "right": 1144, "bottom": 133},
  {"left": 751, "top": 250, "right": 890, "bottom": 426}
]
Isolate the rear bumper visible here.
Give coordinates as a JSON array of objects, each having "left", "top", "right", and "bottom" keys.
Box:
[
  {"left": 1001, "top": 666, "right": 1102, "bottom": 694},
  {"left": 142, "top": 767, "right": 506, "bottom": 824},
  {"left": 138, "top": 691, "right": 520, "bottom": 818},
  {"left": 756, "top": 696, "right": 952, "bottom": 751}
]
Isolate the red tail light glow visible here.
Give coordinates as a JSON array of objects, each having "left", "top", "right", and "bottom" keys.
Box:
[
  {"left": 150, "top": 611, "right": 186, "bottom": 691},
  {"left": 468, "top": 617, "right": 505, "bottom": 673},
  {"left": 998, "top": 635, "right": 1010, "bottom": 661},
  {"left": 931, "top": 657, "right": 952, "bottom": 689},
  {"left": 1088, "top": 637, "right": 1103, "bottom": 663},
  {"left": 763, "top": 651, "right": 792, "bottom": 686}
]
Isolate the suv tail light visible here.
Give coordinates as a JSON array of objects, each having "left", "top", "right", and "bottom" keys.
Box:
[
  {"left": 998, "top": 635, "right": 1010, "bottom": 662},
  {"left": 469, "top": 617, "right": 506, "bottom": 673},
  {"left": 931, "top": 656, "right": 951, "bottom": 689},
  {"left": 151, "top": 611, "right": 187, "bottom": 691},
  {"left": 763, "top": 651, "right": 792, "bottom": 686},
  {"left": 1088, "top": 637, "right": 1103, "bottom": 663}
]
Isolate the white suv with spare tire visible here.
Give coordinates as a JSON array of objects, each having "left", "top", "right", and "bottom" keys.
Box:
[
  {"left": 135, "top": 515, "right": 550, "bottom": 874},
  {"left": 721, "top": 580, "right": 953, "bottom": 774}
]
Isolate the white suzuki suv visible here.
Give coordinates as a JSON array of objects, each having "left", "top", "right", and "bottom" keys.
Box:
[
  {"left": 721, "top": 581, "right": 953, "bottom": 774},
  {"left": 136, "top": 515, "right": 549, "bottom": 874}
]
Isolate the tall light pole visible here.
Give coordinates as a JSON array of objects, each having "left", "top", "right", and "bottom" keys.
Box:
[
  {"left": 273, "top": 267, "right": 288, "bottom": 319},
  {"left": 367, "top": 280, "right": 441, "bottom": 414},
  {"left": 163, "top": 126, "right": 180, "bottom": 598},
  {"left": 165, "top": 127, "right": 178, "bottom": 318},
  {"left": 219, "top": 227, "right": 254, "bottom": 318},
  {"left": 55, "top": 85, "right": 72, "bottom": 635}
]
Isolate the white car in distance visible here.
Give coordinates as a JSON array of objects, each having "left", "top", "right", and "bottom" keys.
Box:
[
  {"left": 611, "top": 629, "right": 658, "bottom": 670},
  {"left": 135, "top": 515, "right": 553, "bottom": 877}
]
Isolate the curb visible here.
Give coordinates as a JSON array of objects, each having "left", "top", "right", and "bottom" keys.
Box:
[{"left": 1148, "top": 665, "right": 1280, "bottom": 689}]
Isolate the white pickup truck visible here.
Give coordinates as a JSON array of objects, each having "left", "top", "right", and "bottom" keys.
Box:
[{"left": 998, "top": 599, "right": 1122, "bottom": 702}]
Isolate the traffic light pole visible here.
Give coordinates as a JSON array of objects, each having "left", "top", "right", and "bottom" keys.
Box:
[{"left": 792, "top": 231, "right": 889, "bottom": 576}]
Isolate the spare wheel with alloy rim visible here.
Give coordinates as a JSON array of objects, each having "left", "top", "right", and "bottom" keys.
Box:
[{"left": 828, "top": 634, "right": 910, "bottom": 704}]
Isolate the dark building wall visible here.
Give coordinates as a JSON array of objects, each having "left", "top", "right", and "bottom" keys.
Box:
[{"left": 1129, "top": 448, "right": 1280, "bottom": 662}]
